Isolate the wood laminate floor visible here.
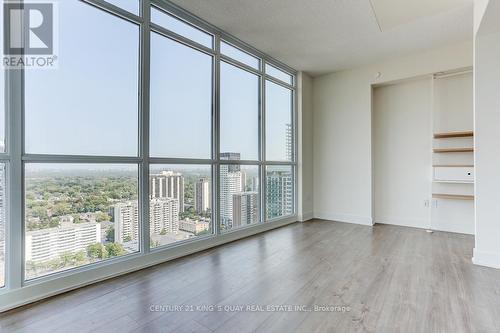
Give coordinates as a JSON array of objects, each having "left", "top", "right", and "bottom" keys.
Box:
[{"left": 1, "top": 219, "right": 500, "bottom": 333}]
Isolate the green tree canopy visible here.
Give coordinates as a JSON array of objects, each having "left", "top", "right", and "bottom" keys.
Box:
[
  {"left": 106, "top": 243, "right": 126, "bottom": 257},
  {"left": 87, "top": 243, "right": 108, "bottom": 260}
]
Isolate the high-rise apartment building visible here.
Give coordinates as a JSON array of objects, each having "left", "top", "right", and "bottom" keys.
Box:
[
  {"left": 220, "top": 165, "right": 243, "bottom": 226},
  {"left": 220, "top": 152, "right": 241, "bottom": 172},
  {"left": 286, "top": 123, "right": 293, "bottom": 161},
  {"left": 220, "top": 152, "right": 243, "bottom": 227},
  {"left": 150, "top": 198, "right": 179, "bottom": 235},
  {"left": 266, "top": 170, "right": 293, "bottom": 219},
  {"left": 114, "top": 198, "right": 179, "bottom": 243},
  {"left": 113, "top": 201, "right": 139, "bottom": 243},
  {"left": 195, "top": 178, "right": 211, "bottom": 213},
  {"left": 232, "top": 192, "right": 259, "bottom": 228},
  {"left": 25, "top": 222, "right": 101, "bottom": 263},
  {"left": 150, "top": 171, "right": 185, "bottom": 212},
  {"left": 241, "top": 170, "right": 247, "bottom": 191},
  {"left": 250, "top": 177, "right": 259, "bottom": 192}
]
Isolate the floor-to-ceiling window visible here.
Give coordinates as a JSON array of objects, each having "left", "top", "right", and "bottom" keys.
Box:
[
  {"left": 23, "top": 0, "right": 141, "bottom": 279},
  {"left": 219, "top": 59, "right": 260, "bottom": 231},
  {"left": 265, "top": 76, "right": 295, "bottom": 220},
  {"left": 149, "top": 18, "right": 214, "bottom": 248},
  {"left": 1, "top": 0, "right": 296, "bottom": 295},
  {"left": 0, "top": 0, "right": 6, "bottom": 288}
]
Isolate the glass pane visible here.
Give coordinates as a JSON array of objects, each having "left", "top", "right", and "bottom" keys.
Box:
[
  {"left": 25, "top": 0, "right": 139, "bottom": 156},
  {"left": 105, "top": 0, "right": 139, "bottom": 15},
  {"left": 25, "top": 164, "right": 139, "bottom": 280},
  {"left": 266, "top": 165, "right": 293, "bottom": 220},
  {"left": 221, "top": 41, "right": 260, "bottom": 70},
  {"left": 0, "top": 2, "right": 4, "bottom": 153},
  {"left": 150, "top": 33, "right": 212, "bottom": 159},
  {"left": 149, "top": 165, "right": 212, "bottom": 249},
  {"left": 0, "top": 164, "right": 5, "bottom": 287},
  {"left": 0, "top": 70, "right": 3, "bottom": 153},
  {"left": 266, "top": 81, "right": 293, "bottom": 161},
  {"left": 220, "top": 164, "right": 260, "bottom": 232},
  {"left": 220, "top": 62, "right": 259, "bottom": 161},
  {"left": 151, "top": 7, "right": 213, "bottom": 48},
  {"left": 265, "top": 64, "right": 293, "bottom": 85}
]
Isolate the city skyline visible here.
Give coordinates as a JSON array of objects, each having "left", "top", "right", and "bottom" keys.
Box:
[
  {"left": 21, "top": 118, "right": 292, "bottom": 278},
  {"left": 23, "top": 165, "right": 210, "bottom": 278},
  {"left": 22, "top": 156, "right": 293, "bottom": 277}
]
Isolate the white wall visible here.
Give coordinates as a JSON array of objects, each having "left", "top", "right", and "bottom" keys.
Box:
[
  {"left": 433, "top": 73, "right": 474, "bottom": 133},
  {"left": 373, "top": 78, "right": 432, "bottom": 228},
  {"left": 313, "top": 41, "right": 473, "bottom": 225},
  {"left": 297, "top": 72, "right": 314, "bottom": 221},
  {"left": 473, "top": 0, "right": 500, "bottom": 268}
]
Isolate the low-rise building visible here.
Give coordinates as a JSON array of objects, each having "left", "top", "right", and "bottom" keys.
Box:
[
  {"left": 179, "top": 218, "right": 210, "bottom": 234},
  {"left": 25, "top": 222, "right": 101, "bottom": 263}
]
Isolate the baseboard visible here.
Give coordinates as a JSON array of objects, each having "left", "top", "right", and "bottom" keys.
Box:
[
  {"left": 314, "top": 211, "right": 373, "bottom": 226},
  {"left": 299, "top": 211, "right": 314, "bottom": 222},
  {"left": 374, "top": 216, "right": 429, "bottom": 229},
  {"left": 431, "top": 225, "right": 474, "bottom": 235},
  {"left": 472, "top": 248, "right": 500, "bottom": 269},
  {"left": 375, "top": 217, "right": 475, "bottom": 235}
]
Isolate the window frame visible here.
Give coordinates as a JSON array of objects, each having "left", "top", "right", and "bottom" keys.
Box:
[
  {"left": 220, "top": 40, "right": 261, "bottom": 71},
  {"left": 1, "top": 0, "right": 297, "bottom": 295}
]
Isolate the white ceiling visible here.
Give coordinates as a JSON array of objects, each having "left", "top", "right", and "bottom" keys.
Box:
[
  {"left": 477, "top": 0, "right": 500, "bottom": 35},
  {"left": 371, "top": 0, "right": 470, "bottom": 30},
  {"left": 169, "top": 0, "right": 473, "bottom": 76}
]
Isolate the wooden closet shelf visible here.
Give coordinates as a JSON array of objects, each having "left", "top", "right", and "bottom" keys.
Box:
[
  {"left": 433, "top": 180, "right": 474, "bottom": 184},
  {"left": 432, "top": 194, "right": 474, "bottom": 200},
  {"left": 433, "top": 148, "right": 473, "bottom": 153},
  {"left": 432, "top": 164, "right": 474, "bottom": 167},
  {"left": 433, "top": 131, "right": 473, "bottom": 139}
]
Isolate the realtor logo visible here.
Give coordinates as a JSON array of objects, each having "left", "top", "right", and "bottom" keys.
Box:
[{"left": 3, "top": 2, "right": 58, "bottom": 68}]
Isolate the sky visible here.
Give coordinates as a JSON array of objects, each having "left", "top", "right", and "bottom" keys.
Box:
[
  {"left": 27, "top": 163, "right": 213, "bottom": 177},
  {"left": 150, "top": 31, "right": 212, "bottom": 159},
  {"left": 106, "top": 0, "right": 140, "bottom": 15},
  {"left": 26, "top": 163, "right": 287, "bottom": 177},
  {"left": 19, "top": 0, "right": 292, "bottom": 161},
  {"left": 220, "top": 61, "right": 259, "bottom": 160},
  {"left": 24, "top": 0, "right": 140, "bottom": 156}
]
